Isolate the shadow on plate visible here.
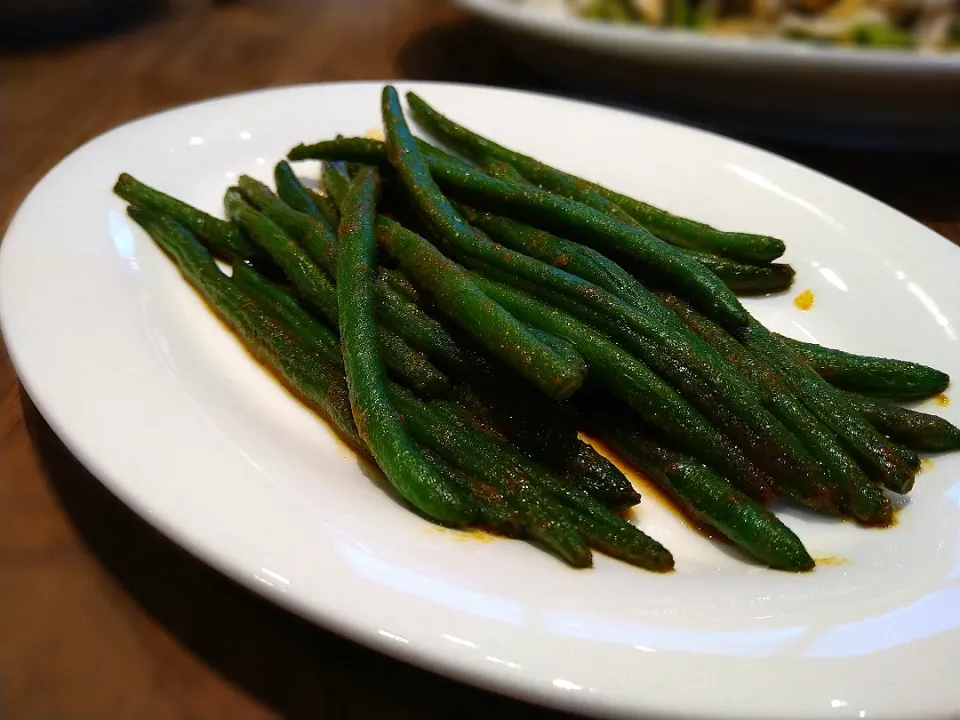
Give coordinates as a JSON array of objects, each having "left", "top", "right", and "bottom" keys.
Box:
[
  {"left": 21, "top": 390, "right": 584, "bottom": 720},
  {"left": 398, "top": 21, "right": 960, "bottom": 222}
]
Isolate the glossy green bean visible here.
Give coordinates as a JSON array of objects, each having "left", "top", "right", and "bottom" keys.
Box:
[
  {"left": 388, "top": 385, "right": 592, "bottom": 566},
  {"left": 591, "top": 410, "right": 814, "bottom": 572},
  {"left": 778, "top": 335, "right": 950, "bottom": 402},
  {"left": 114, "top": 173, "right": 261, "bottom": 261},
  {"left": 373, "top": 217, "right": 586, "bottom": 400},
  {"left": 274, "top": 160, "right": 322, "bottom": 217},
  {"left": 126, "top": 207, "right": 365, "bottom": 453},
  {"left": 738, "top": 321, "right": 917, "bottom": 495},
  {"left": 423, "top": 394, "right": 673, "bottom": 570},
  {"left": 471, "top": 274, "right": 778, "bottom": 503},
  {"left": 231, "top": 262, "right": 341, "bottom": 361},
  {"left": 224, "top": 188, "right": 340, "bottom": 326},
  {"left": 290, "top": 134, "right": 748, "bottom": 327},
  {"left": 404, "top": 92, "right": 786, "bottom": 264},
  {"left": 461, "top": 258, "right": 830, "bottom": 510},
  {"left": 844, "top": 392, "right": 960, "bottom": 452},
  {"left": 658, "top": 291, "right": 890, "bottom": 524},
  {"left": 336, "top": 167, "right": 473, "bottom": 525}
]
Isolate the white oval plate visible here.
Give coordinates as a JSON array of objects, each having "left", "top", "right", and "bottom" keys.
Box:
[
  {"left": 2, "top": 81, "right": 959, "bottom": 720},
  {"left": 453, "top": 0, "right": 960, "bottom": 148}
]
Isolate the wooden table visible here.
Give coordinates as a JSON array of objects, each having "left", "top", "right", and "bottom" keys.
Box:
[{"left": 1, "top": 2, "right": 957, "bottom": 717}]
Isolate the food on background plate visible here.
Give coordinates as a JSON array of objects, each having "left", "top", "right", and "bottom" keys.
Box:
[
  {"left": 511, "top": 0, "right": 960, "bottom": 50},
  {"left": 112, "top": 84, "right": 958, "bottom": 575}
]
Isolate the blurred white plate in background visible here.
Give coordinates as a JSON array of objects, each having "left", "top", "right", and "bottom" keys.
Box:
[{"left": 454, "top": 0, "right": 960, "bottom": 149}]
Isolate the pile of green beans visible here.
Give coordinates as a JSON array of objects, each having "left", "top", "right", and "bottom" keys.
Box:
[{"left": 112, "top": 84, "right": 958, "bottom": 573}]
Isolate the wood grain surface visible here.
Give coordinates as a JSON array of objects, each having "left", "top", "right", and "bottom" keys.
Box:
[{"left": 1, "top": 1, "right": 958, "bottom": 718}]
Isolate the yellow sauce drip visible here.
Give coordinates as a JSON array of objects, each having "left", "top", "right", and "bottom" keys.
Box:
[
  {"left": 793, "top": 289, "right": 815, "bottom": 311},
  {"left": 814, "top": 555, "right": 852, "bottom": 566}
]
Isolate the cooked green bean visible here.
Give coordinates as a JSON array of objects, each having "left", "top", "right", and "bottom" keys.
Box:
[
  {"left": 739, "top": 321, "right": 917, "bottom": 495},
  {"left": 115, "top": 173, "right": 262, "bottom": 262},
  {"left": 231, "top": 262, "right": 341, "bottom": 362},
  {"left": 274, "top": 160, "right": 322, "bottom": 218},
  {"left": 778, "top": 335, "right": 950, "bottom": 401},
  {"left": 460, "top": 175, "right": 794, "bottom": 296},
  {"left": 239, "top": 175, "right": 339, "bottom": 277},
  {"left": 290, "top": 133, "right": 748, "bottom": 327},
  {"left": 224, "top": 188, "right": 340, "bottom": 325},
  {"left": 374, "top": 277, "right": 473, "bottom": 375},
  {"left": 562, "top": 440, "right": 643, "bottom": 511},
  {"left": 336, "top": 167, "right": 473, "bottom": 525},
  {"left": 681, "top": 249, "right": 795, "bottom": 295},
  {"left": 844, "top": 392, "right": 960, "bottom": 452},
  {"left": 373, "top": 217, "right": 586, "bottom": 401},
  {"left": 462, "top": 257, "right": 831, "bottom": 510},
  {"left": 424, "top": 394, "right": 673, "bottom": 570},
  {"left": 418, "top": 449, "right": 522, "bottom": 537},
  {"left": 404, "top": 92, "right": 786, "bottom": 264},
  {"left": 312, "top": 191, "right": 341, "bottom": 229},
  {"left": 389, "top": 385, "right": 592, "bottom": 566},
  {"left": 243, "top": 173, "right": 471, "bottom": 376},
  {"left": 590, "top": 408, "right": 814, "bottom": 572},
  {"left": 343, "top": 135, "right": 807, "bottom": 499},
  {"left": 379, "top": 267, "right": 420, "bottom": 303},
  {"left": 471, "top": 274, "right": 779, "bottom": 504},
  {"left": 659, "top": 291, "right": 890, "bottom": 525},
  {"left": 126, "top": 206, "right": 365, "bottom": 454},
  {"left": 451, "top": 385, "right": 640, "bottom": 511},
  {"left": 226, "top": 187, "right": 448, "bottom": 395}
]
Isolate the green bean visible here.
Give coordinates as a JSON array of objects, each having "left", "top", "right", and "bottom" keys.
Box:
[
  {"left": 844, "top": 392, "right": 960, "bottom": 452},
  {"left": 658, "top": 291, "right": 890, "bottom": 525},
  {"left": 373, "top": 277, "right": 473, "bottom": 375},
  {"left": 227, "top": 187, "right": 449, "bottom": 396},
  {"left": 274, "top": 160, "right": 322, "bottom": 217},
  {"left": 336, "top": 167, "right": 473, "bottom": 525},
  {"left": 738, "top": 321, "right": 917, "bottom": 495},
  {"left": 421, "top": 393, "right": 673, "bottom": 570},
  {"left": 242, "top": 174, "right": 470, "bottom": 377},
  {"left": 388, "top": 385, "right": 592, "bottom": 566},
  {"left": 450, "top": 385, "right": 640, "bottom": 511},
  {"left": 290, "top": 134, "right": 748, "bottom": 327},
  {"left": 378, "top": 267, "right": 420, "bottom": 303},
  {"left": 403, "top": 93, "right": 786, "bottom": 264},
  {"left": 126, "top": 207, "right": 365, "bottom": 454},
  {"left": 457, "top": 250, "right": 830, "bottom": 509},
  {"left": 373, "top": 217, "right": 585, "bottom": 401},
  {"left": 590, "top": 409, "right": 814, "bottom": 572},
  {"left": 377, "top": 327, "right": 450, "bottom": 396},
  {"left": 429, "top": 400, "right": 673, "bottom": 570},
  {"left": 777, "top": 335, "right": 950, "bottom": 401},
  {"left": 452, "top": 202, "right": 656, "bottom": 314},
  {"left": 238, "top": 175, "right": 340, "bottom": 278},
  {"left": 224, "top": 188, "right": 340, "bottom": 326},
  {"left": 369, "top": 111, "right": 809, "bottom": 495},
  {"left": 114, "top": 173, "right": 262, "bottom": 262},
  {"left": 312, "top": 190, "right": 341, "bottom": 229},
  {"left": 231, "top": 262, "right": 341, "bottom": 361},
  {"left": 892, "top": 442, "right": 922, "bottom": 474},
  {"left": 680, "top": 249, "right": 796, "bottom": 295},
  {"left": 473, "top": 167, "right": 794, "bottom": 295},
  {"left": 418, "top": 449, "right": 522, "bottom": 537},
  {"left": 471, "top": 274, "right": 779, "bottom": 504},
  {"left": 562, "top": 440, "right": 643, "bottom": 511}
]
